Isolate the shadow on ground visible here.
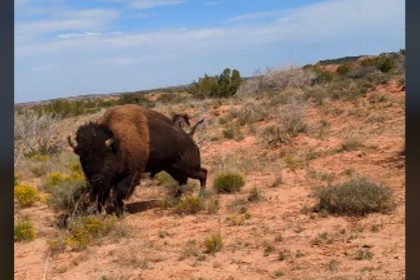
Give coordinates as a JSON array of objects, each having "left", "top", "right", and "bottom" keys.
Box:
[{"left": 126, "top": 200, "right": 160, "bottom": 214}]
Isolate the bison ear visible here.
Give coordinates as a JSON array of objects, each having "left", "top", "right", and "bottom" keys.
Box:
[{"left": 105, "top": 137, "right": 118, "bottom": 153}]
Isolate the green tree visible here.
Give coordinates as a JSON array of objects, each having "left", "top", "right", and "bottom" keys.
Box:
[{"left": 190, "top": 68, "right": 241, "bottom": 98}]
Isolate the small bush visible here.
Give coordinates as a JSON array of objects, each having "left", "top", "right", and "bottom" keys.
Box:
[
  {"left": 154, "top": 171, "right": 177, "bottom": 187},
  {"left": 64, "top": 215, "right": 118, "bottom": 250},
  {"left": 272, "top": 270, "right": 284, "bottom": 278},
  {"left": 213, "top": 173, "right": 245, "bottom": 193},
  {"left": 204, "top": 232, "right": 223, "bottom": 253},
  {"left": 227, "top": 197, "right": 248, "bottom": 213},
  {"left": 247, "top": 187, "right": 264, "bottom": 202},
  {"left": 226, "top": 214, "right": 246, "bottom": 226},
  {"left": 263, "top": 242, "right": 275, "bottom": 256},
  {"left": 190, "top": 68, "right": 241, "bottom": 98},
  {"left": 118, "top": 93, "right": 154, "bottom": 107},
  {"left": 314, "top": 69, "right": 334, "bottom": 84},
  {"left": 264, "top": 101, "right": 306, "bottom": 145},
  {"left": 315, "top": 177, "right": 396, "bottom": 216},
  {"left": 14, "top": 183, "right": 39, "bottom": 207},
  {"left": 44, "top": 172, "right": 87, "bottom": 211},
  {"left": 14, "top": 110, "right": 61, "bottom": 165},
  {"left": 14, "top": 218, "right": 36, "bottom": 242},
  {"left": 353, "top": 248, "right": 374, "bottom": 260},
  {"left": 261, "top": 66, "right": 316, "bottom": 91},
  {"left": 222, "top": 122, "right": 243, "bottom": 140},
  {"left": 312, "top": 232, "right": 334, "bottom": 245},
  {"left": 336, "top": 64, "right": 352, "bottom": 75},
  {"left": 179, "top": 240, "right": 200, "bottom": 260},
  {"left": 340, "top": 138, "right": 363, "bottom": 152},
  {"left": 361, "top": 56, "right": 395, "bottom": 73},
  {"left": 174, "top": 196, "right": 203, "bottom": 215}
]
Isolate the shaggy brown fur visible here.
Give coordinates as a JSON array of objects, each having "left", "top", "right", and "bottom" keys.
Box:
[
  {"left": 69, "top": 104, "right": 207, "bottom": 214},
  {"left": 98, "top": 105, "right": 150, "bottom": 174}
]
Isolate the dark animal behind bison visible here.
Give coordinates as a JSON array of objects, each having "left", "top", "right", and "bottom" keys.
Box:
[{"left": 68, "top": 104, "right": 207, "bottom": 215}]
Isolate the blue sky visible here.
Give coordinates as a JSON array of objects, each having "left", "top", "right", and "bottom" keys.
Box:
[{"left": 15, "top": 0, "right": 405, "bottom": 103}]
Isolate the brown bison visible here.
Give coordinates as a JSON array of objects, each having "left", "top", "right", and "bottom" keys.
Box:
[
  {"left": 170, "top": 112, "right": 204, "bottom": 138},
  {"left": 68, "top": 104, "right": 207, "bottom": 214}
]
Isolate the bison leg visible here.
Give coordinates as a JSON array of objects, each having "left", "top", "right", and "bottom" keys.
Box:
[
  {"left": 169, "top": 166, "right": 207, "bottom": 198},
  {"left": 186, "top": 167, "right": 207, "bottom": 197},
  {"left": 92, "top": 184, "right": 111, "bottom": 213},
  {"left": 166, "top": 168, "right": 188, "bottom": 198},
  {"left": 113, "top": 174, "right": 140, "bottom": 216}
]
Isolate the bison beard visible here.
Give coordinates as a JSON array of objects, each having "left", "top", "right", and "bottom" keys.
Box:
[{"left": 68, "top": 105, "right": 207, "bottom": 215}]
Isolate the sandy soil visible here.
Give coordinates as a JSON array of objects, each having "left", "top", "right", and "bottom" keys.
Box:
[{"left": 14, "top": 79, "right": 405, "bottom": 280}]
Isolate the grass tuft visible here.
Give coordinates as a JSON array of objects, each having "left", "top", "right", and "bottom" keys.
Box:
[
  {"left": 174, "top": 196, "right": 203, "bottom": 215},
  {"left": 14, "top": 218, "right": 36, "bottom": 242},
  {"left": 204, "top": 232, "right": 223, "bottom": 254},
  {"left": 213, "top": 173, "right": 245, "bottom": 193},
  {"left": 247, "top": 187, "right": 265, "bottom": 202}
]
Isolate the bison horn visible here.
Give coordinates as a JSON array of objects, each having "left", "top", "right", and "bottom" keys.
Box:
[
  {"left": 67, "top": 136, "right": 77, "bottom": 151},
  {"left": 105, "top": 137, "right": 115, "bottom": 147}
]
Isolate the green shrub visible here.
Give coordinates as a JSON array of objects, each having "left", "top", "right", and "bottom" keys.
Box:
[
  {"left": 14, "top": 183, "right": 39, "bottom": 207},
  {"left": 14, "top": 218, "right": 36, "bottom": 242},
  {"left": 118, "top": 93, "right": 154, "bottom": 107},
  {"left": 190, "top": 68, "right": 241, "bottom": 98},
  {"left": 314, "top": 70, "right": 334, "bottom": 84},
  {"left": 64, "top": 215, "right": 118, "bottom": 250},
  {"left": 154, "top": 171, "right": 177, "bottom": 187},
  {"left": 157, "top": 92, "right": 188, "bottom": 104},
  {"left": 174, "top": 196, "right": 203, "bottom": 215},
  {"left": 204, "top": 232, "right": 223, "bottom": 253},
  {"left": 361, "top": 56, "right": 395, "bottom": 73},
  {"left": 44, "top": 172, "right": 87, "bottom": 211},
  {"left": 315, "top": 177, "right": 396, "bottom": 216},
  {"left": 36, "top": 98, "right": 109, "bottom": 118},
  {"left": 213, "top": 173, "right": 245, "bottom": 193},
  {"left": 336, "top": 64, "right": 352, "bottom": 75}
]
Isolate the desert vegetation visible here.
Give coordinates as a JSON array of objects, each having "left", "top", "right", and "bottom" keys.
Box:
[{"left": 14, "top": 52, "right": 405, "bottom": 280}]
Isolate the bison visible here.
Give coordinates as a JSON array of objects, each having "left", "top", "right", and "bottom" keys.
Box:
[
  {"left": 170, "top": 112, "right": 204, "bottom": 138},
  {"left": 67, "top": 104, "right": 207, "bottom": 214}
]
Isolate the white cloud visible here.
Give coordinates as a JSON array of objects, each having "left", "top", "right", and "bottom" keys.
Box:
[
  {"left": 57, "top": 32, "right": 104, "bottom": 39},
  {"left": 225, "top": 10, "right": 283, "bottom": 22},
  {"left": 127, "top": 0, "right": 185, "bottom": 9},
  {"left": 16, "top": 0, "right": 404, "bottom": 56},
  {"left": 32, "top": 64, "right": 59, "bottom": 71},
  {"left": 15, "top": 0, "right": 404, "bottom": 102},
  {"left": 15, "top": 8, "right": 119, "bottom": 44}
]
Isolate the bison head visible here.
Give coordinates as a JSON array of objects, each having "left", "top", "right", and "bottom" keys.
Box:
[
  {"left": 68, "top": 122, "right": 120, "bottom": 202},
  {"left": 170, "top": 113, "right": 191, "bottom": 129}
]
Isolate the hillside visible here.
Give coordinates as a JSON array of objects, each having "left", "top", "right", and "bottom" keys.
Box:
[{"left": 14, "top": 52, "right": 405, "bottom": 280}]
